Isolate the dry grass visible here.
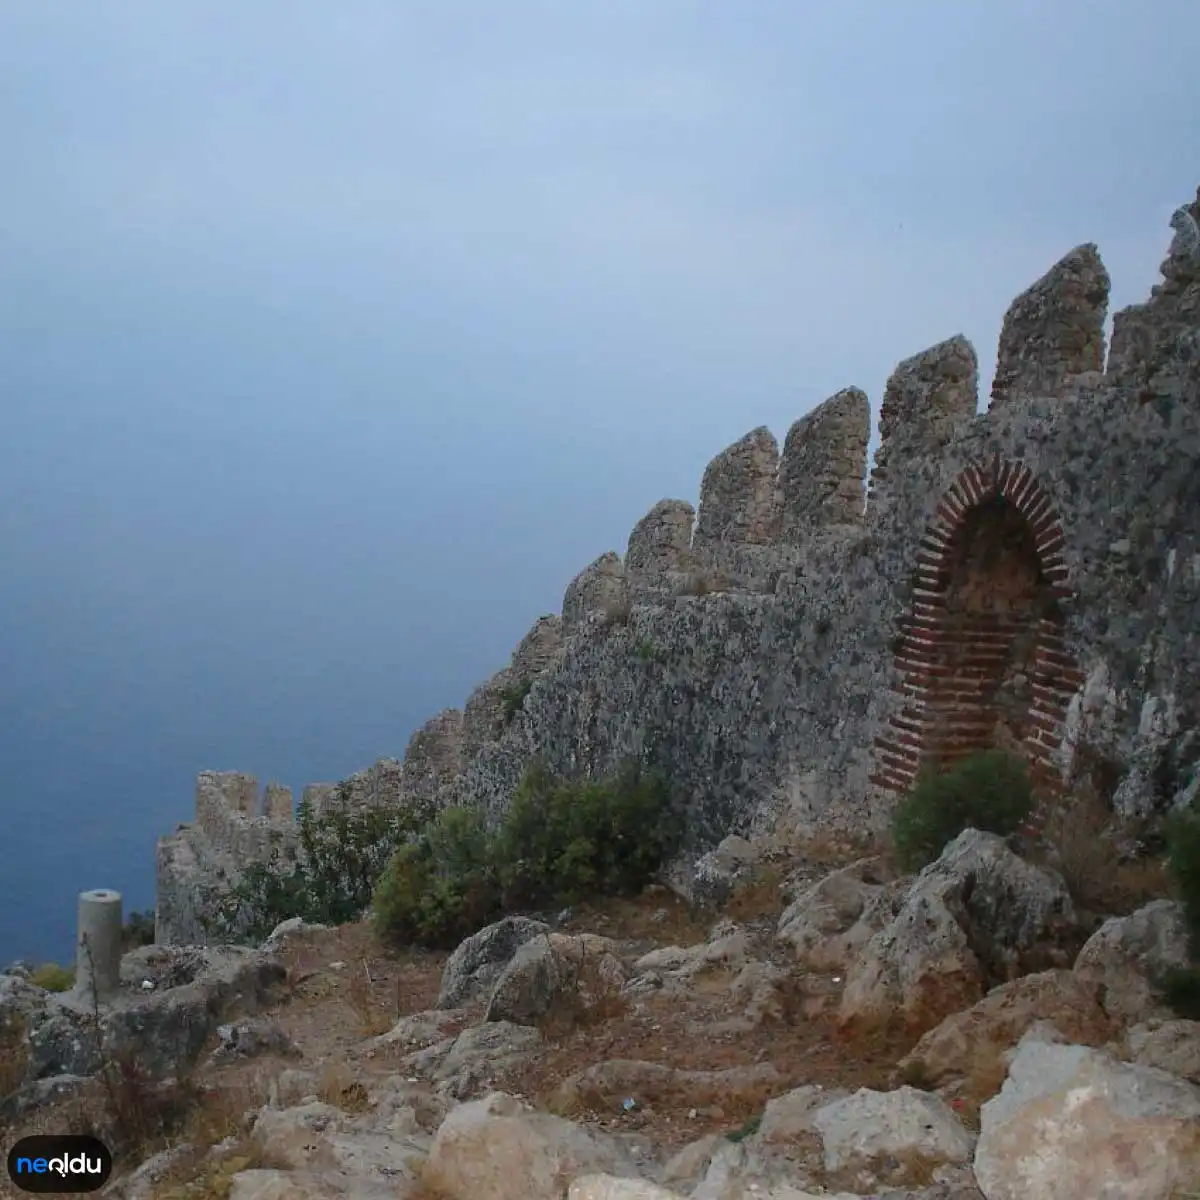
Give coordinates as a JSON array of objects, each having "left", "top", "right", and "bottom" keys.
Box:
[
  {"left": 0, "top": 1013, "right": 29, "bottom": 1108},
  {"left": 534, "top": 938, "right": 631, "bottom": 1043},
  {"left": 316, "top": 1060, "right": 371, "bottom": 1114},
  {"left": 345, "top": 957, "right": 401, "bottom": 1037},
  {"left": 725, "top": 865, "right": 787, "bottom": 922},
  {"left": 1035, "top": 786, "right": 1171, "bottom": 916}
]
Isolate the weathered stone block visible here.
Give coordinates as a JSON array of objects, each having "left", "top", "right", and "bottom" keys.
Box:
[
  {"left": 692, "top": 426, "right": 780, "bottom": 549},
  {"left": 990, "top": 243, "right": 1109, "bottom": 407},
  {"left": 778, "top": 387, "right": 869, "bottom": 541}
]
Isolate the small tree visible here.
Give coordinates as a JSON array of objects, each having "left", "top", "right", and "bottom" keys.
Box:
[
  {"left": 891, "top": 749, "right": 1035, "bottom": 872},
  {"left": 205, "top": 783, "right": 434, "bottom": 943},
  {"left": 373, "top": 759, "right": 682, "bottom": 949}
]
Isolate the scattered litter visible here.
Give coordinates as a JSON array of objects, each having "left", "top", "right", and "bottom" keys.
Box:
[
  {"left": 140, "top": 979, "right": 155, "bottom": 991},
  {"left": 328, "top": 961, "right": 346, "bottom": 971},
  {"left": 689, "top": 1108, "right": 698, "bottom": 1119},
  {"left": 622, "top": 1097, "right": 637, "bottom": 1111},
  {"left": 831, "top": 975, "right": 842, "bottom": 984}
]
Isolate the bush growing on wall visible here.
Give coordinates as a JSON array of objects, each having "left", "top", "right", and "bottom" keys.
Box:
[
  {"left": 890, "top": 750, "right": 1035, "bottom": 872},
  {"left": 373, "top": 759, "right": 681, "bottom": 949},
  {"left": 204, "top": 784, "right": 435, "bottom": 944}
]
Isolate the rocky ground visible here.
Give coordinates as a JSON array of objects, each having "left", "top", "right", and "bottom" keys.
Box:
[{"left": 3, "top": 825, "right": 1199, "bottom": 1199}]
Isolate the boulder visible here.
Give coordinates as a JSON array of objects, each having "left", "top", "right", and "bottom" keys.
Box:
[
  {"left": 686, "top": 835, "right": 763, "bottom": 910},
  {"left": 259, "top": 918, "right": 329, "bottom": 954},
  {"left": 1073, "top": 899, "right": 1190, "bottom": 1023},
  {"left": 421, "top": 1090, "right": 640, "bottom": 1200},
  {"left": 839, "top": 830, "right": 1081, "bottom": 1035},
  {"left": 438, "top": 916, "right": 551, "bottom": 1009},
  {"left": 486, "top": 933, "right": 627, "bottom": 1026},
  {"left": 974, "top": 1040, "right": 1200, "bottom": 1199},
  {"left": 569, "top": 1178, "right": 685, "bottom": 1199},
  {"left": 811, "top": 1086, "right": 976, "bottom": 1187},
  {"left": 632, "top": 926, "right": 751, "bottom": 981},
  {"left": 897, "top": 969, "right": 1115, "bottom": 1089},
  {"left": 1124, "top": 1018, "right": 1200, "bottom": 1083},
  {"left": 756, "top": 1083, "right": 847, "bottom": 1145},
  {"left": 5, "top": 946, "right": 286, "bottom": 1104},
  {"left": 212, "top": 1017, "right": 299, "bottom": 1062},
  {"left": 410, "top": 1021, "right": 544, "bottom": 1099},
  {"left": 776, "top": 857, "right": 894, "bottom": 970}
]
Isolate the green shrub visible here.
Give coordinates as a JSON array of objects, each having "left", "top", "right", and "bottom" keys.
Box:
[
  {"left": 495, "top": 760, "right": 681, "bottom": 909},
  {"left": 204, "top": 783, "right": 435, "bottom": 944},
  {"left": 1166, "top": 804, "right": 1200, "bottom": 955},
  {"left": 121, "top": 910, "right": 156, "bottom": 950},
  {"left": 372, "top": 760, "right": 682, "bottom": 949},
  {"left": 1159, "top": 965, "right": 1200, "bottom": 1020},
  {"left": 890, "top": 750, "right": 1035, "bottom": 872},
  {"left": 372, "top": 805, "right": 500, "bottom": 948},
  {"left": 498, "top": 677, "right": 534, "bottom": 724},
  {"left": 29, "top": 962, "right": 74, "bottom": 992}
]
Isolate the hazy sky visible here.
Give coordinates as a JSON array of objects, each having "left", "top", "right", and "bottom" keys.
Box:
[{"left": 1, "top": 1, "right": 1197, "bottom": 962}]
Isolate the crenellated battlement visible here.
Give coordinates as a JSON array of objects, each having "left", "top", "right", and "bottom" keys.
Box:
[{"left": 158, "top": 185, "right": 1200, "bottom": 945}]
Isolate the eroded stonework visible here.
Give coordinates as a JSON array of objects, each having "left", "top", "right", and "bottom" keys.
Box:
[
  {"left": 868, "top": 335, "right": 978, "bottom": 516},
  {"left": 157, "top": 188, "right": 1200, "bottom": 944},
  {"left": 778, "top": 387, "right": 869, "bottom": 540},
  {"left": 990, "top": 244, "right": 1110, "bottom": 408}
]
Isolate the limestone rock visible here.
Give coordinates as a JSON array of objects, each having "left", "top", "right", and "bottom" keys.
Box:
[
  {"left": 563, "top": 552, "right": 629, "bottom": 631},
  {"left": 6, "top": 946, "right": 286, "bottom": 1103},
  {"left": 626, "top": 499, "right": 695, "bottom": 578},
  {"left": 685, "top": 835, "right": 763, "bottom": 910},
  {"left": 757, "top": 1083, "right": 847, "bottom": 1145},
  {"left": 259, "top": 918, "right": 329, "bottom": 954},
  {"left": 212, "top": 1016, "right": 299, "bottom": 1062},
  {"left": 812, "top": 1086, "right": 976, "bottom": 1184},
  {"left": 1073, "top": 899, "right": 1190, "bottom": 1023},
  {"left": 660, "top": 1134, "right": 728, "bottom": 1190},
  {"left": 421, "top": 1090, "right": 639, "bottom": 1200},
  {"left": 404, "top": 1020, "right": 543, "bottom": 1098},
  {"left": 485, "top": 932, "right": 628, "bottom": 1027},
  {"left": 569, "top": 1177, "right": 685, "bottom": 1199},
  {"left": 371, "top": 1007, "right": 463, "bottom": 1053},
  {"left": 839, "top": 830, "right": 1080, "bottom": 1035},
  {"left": 227, "top": 1170, "right": 332, "bottom": 1200},
  {"left": 973, "top": 1040, "right": 1200, "bottom": 1199},
  {"left": 632, "top": 926, "right": 750, "bottom": 981},
  {"left": 776, "top": 856, "right": 893, "bottom": 970},
  {"left": 437, "top": 916, "right": 551, "bottom": 1009},
  {"left": 897, "top": 969, "right": 1115, "bottom": 1089},
  {"left": 1124, "top": 1018, "right": 1200, "bottom": 1083}
]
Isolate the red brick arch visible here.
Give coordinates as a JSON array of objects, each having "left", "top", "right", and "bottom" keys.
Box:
[{"left": 871, "top": 456, "right": 1085, "bottom": 796}]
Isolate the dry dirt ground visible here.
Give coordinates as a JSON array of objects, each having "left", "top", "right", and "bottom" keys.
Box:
[{"left": 2, "top": 875, "right": 921, "bottom": 1198}]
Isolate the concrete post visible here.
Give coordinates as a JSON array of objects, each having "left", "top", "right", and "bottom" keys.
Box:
[{"left": 75, "top": 888, "right": 123, "bottom": 1004}]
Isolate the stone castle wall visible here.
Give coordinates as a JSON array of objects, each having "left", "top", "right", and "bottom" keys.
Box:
[{"left": 157, "top": 186, "right": 1200, "bottom": 944}]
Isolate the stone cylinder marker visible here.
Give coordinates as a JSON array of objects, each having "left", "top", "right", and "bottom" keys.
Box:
[{"left": 75, "top": 888, "right": 122, "bottom": 1004}]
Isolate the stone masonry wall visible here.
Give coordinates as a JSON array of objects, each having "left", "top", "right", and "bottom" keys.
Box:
[
  {"left": 867, "top": 335, "right": 978, "bottom": 517},
  {"left": 157, "top": 186, "right": 1200, "bottom": 942},
  {"left": 989, "top": 244, "right": 1110, "bottom": 408},
  {"left": 777, "top": 387, "right": 870, "bottom": 540}
]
